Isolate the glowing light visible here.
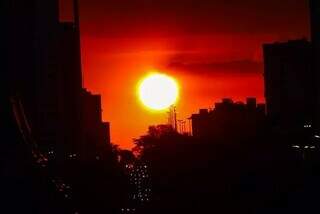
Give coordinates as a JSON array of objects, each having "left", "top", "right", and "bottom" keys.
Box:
[{"left": 138, "top": 73, "right": 179, "bottom": 110}]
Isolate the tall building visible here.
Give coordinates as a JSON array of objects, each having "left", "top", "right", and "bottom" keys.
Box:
[
  {"left": 57, "top": 11, "right": 84, "bottom": 157},
  {"left": 263, "top": 40, "right": 313, "bottom": 131},
  {"left": 8, "top": 0, "right": 111, "bottom": 161},
  {"left": 310, "top": 0, "right": 320, "bottom": 133},
  {"left": 8, "top": 0, "right": 64, "bottom": 155},
  {"left": 33, "top": 0, "right": 84, "bottom": 158}
]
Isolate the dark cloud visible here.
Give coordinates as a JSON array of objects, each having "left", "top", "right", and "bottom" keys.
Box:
[
  {"left": 167, "top": 60, "right": 263, "bottom": 76},
  {"left": 73, "top": 0, "right": 309, "bottom": 37}
]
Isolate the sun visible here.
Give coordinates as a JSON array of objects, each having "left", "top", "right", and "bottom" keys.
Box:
[{"left": 138, "top": 73, "right": 179, "bottom": 111}]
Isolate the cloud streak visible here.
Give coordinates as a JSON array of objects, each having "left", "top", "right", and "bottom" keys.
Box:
[{"left": 167, "top": 60, "right": 263, "bottom": 76}]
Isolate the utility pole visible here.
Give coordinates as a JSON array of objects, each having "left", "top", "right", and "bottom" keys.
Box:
[{"left": 167, "top": 105, "right": 177, "bottom": 131}]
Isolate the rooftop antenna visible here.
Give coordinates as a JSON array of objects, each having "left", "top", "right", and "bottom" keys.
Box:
[
  {"left": 167, "top": 105, "right": 177, "bottom": 131},
  {"left": 73, "top": 0, "right": 80, "bottom": 31},
  {"left": 73, "top": 0, "right": 84, "bottom": 87}
]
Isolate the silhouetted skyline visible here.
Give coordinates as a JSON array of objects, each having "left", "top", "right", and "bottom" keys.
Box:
[
  {"left": 61, "top": 0, "right": 310, "bottom": 148},
  {"left": 191, "top": 98, "right": 265, "bottom": 139},
  {"left": 4, "top": 0, "right": 320, "bottom": 213}
]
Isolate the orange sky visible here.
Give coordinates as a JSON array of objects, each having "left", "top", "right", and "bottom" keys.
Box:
[{"left": 61, "top": 0, "right": 310, "bottom": 148}]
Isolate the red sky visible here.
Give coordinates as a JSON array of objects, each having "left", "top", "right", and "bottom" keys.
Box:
[{"left": 61, "top": 0, "right": 310, "bottom": 148}]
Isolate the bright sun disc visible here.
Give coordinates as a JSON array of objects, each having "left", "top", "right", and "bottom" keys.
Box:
[{"left": 138, "top": 73, "right": 179, "bottom": 110}]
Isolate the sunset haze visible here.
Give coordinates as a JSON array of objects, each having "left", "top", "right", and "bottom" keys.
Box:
[{"left": 60, "top": 0, "right": 310, "bottom": 148}]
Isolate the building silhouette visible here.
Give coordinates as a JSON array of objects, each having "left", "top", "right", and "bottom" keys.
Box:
[
  {"left": 263, "top": 40, "right": 313, "bottom": 132},
  {"left": 310, "top": 0, "right": 320, "bottom": 134},
  {"left": 8, "top": 0, "right": 111, "bottom": 161},
  {"left": 8, "top": 0, "right": 64, "bottom": 156},
  {"left": 82, "top": 89, "right": 111, "bottom": 160},
  {"left": 262, "top": 1, "right": 320, "bottom": 135},
  {"left": 191, "top": 98, "right": 265, "bottom": 139}
]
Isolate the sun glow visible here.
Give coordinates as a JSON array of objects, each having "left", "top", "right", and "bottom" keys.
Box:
[{"left": 138, "top": 73, "right": 179, "bottom": 111}]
